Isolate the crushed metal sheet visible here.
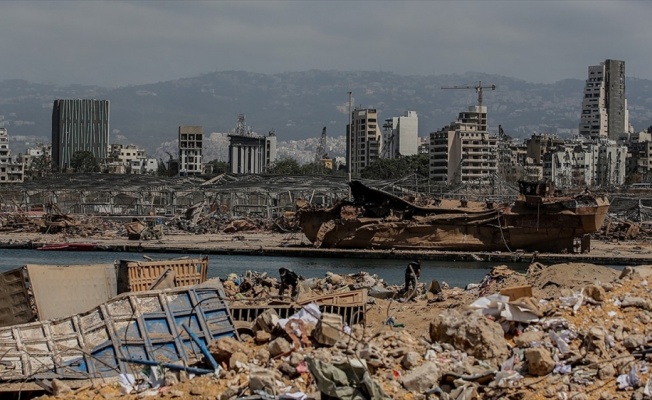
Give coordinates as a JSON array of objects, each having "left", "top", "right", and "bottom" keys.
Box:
[{"left": 0, "top": 279, "right": 235, "bottom": 383}]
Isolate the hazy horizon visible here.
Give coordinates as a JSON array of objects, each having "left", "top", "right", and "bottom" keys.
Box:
[{"left": 1, "top": 1, "right": 650, "bottom": 87}]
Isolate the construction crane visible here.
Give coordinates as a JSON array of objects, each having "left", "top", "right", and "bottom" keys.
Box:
[
  {"left": 441, "top": 81, "right": 496, "bottom": 108},
  {"left": 314, "top": 126, "right": 327, "bottom": 163}
]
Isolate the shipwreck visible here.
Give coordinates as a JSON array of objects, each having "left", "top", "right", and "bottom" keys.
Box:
[{"left": 298, "top": 180, "right": 610, "bottom": 253}]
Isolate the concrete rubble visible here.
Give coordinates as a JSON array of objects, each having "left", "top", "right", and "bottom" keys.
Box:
[{"left": 12, "top": 261, "right": 652, "bottom": 399}]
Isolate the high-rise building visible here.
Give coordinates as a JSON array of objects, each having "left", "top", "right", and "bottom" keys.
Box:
[
  {"left": 178, "top": 126, "right": 203, "bottom": 176},
  {"left": 382, "top": 111, "right": 418, "bottom": 159},
  {"left": 227, "top": 114, "right": 277, "bottom": 174},
  {"left": 347, "top": 108, "right": 382, "bottom": 177},
  {"left": 579, "top": 59, "right": 628, "bottom": 140},
  {"left": 429, "top": 106, "right": 498, "bottom": 184},
  {"left": 51, "top": 99, "right": 110, "bottom": 171}
]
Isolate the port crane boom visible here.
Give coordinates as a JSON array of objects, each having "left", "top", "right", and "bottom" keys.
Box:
[{"left": 441, "top": 81, "right": 496, "bottom": 108}]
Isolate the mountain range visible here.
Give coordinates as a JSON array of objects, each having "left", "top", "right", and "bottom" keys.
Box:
[{"left": 1, "top": 70, "right": 652, "bottom": 161}]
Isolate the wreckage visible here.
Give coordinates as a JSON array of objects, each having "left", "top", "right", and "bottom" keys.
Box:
[
  {"left": 0, "top": 256, "right": 369, "bottom": 392},
  {"left": 298, "top": 180, "right": 610, "bottom": 253}
]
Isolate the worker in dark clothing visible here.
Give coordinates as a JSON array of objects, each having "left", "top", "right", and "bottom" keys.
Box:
[
  {"left": 279, "top": 267, "right": 300, "bottom": 298},
  {"left": 399, "top": 260, "right": 421, "bottom": 300}
]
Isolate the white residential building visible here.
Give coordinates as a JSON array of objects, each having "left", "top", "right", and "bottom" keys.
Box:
[
  {"left": 111, "top": 144, "right": 146, "bottom": 164},
  {"left": 382, "top": 111, "right": 418, "bottom": 158},
  {"left": 130, "top": 158, "right": 158, "bottom": 174},
  {"left": 109, "top": 144, "right": 156, "bottom": 174}
]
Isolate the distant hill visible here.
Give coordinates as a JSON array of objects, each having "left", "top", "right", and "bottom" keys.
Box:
[{"left": 1, "top": 70, "right": 652, "bottom": 157}]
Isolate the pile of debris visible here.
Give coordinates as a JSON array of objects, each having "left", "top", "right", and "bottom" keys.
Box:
[
  {"left": 596, "top": 218, "right": 642, "bottom": 242},
  {"left": 11, "top": 260, "right": 652, "bottom": 399}
]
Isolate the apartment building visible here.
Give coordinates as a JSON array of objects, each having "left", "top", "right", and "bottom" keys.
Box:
[
  {"left": 579, "top": 59, "right": 629, "bottom": 140},
  {"left": 382, "top": 111, "right": 418, "bottom": 159},
  {"left": 51, "top": 99, "right": 110, "bottom": 171},
  {"left": 0, "top": 128, "right": 24, "bottom": 183},
  {"left": 525, "top": 133, "right": 565, "bottom": 164},
  {"left": 429, "top": 106, "right": 498, "bottom": 184},
  {"left": 627, "top": 131, "right": 652, "bottom": 176},
  {"left": 347, "top": 108, "right": 382, "bottom": 177},
  {"left": 18, "top": 144, "right": 51, "bottom": 179},
  {"left": 111, "top": 144, "right": 145, "bottom": 163},
  {"left": 543, "top": 139, "right": 626, "bottom": 188},
  {"left": 178, "top": 126, "right": 203, "bottom": 176}
]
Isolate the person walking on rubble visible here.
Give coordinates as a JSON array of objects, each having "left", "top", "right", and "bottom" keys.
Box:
[
  {"left": 398, "top": 260, "right": 421, "bottom": 301},
  {"left": 279, "top": 267, "right": 300, "bottom": 299}
]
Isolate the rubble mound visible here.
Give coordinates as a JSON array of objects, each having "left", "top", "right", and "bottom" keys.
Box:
[{"left": 528, "top": 262, "right": 620, "bottom": 299}]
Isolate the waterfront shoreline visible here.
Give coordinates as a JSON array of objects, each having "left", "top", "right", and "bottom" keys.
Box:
[{"left": 0, "top": 231, "right": 650, "bottom": 266}]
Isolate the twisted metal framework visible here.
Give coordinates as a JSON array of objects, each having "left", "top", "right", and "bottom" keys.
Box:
[{"left": 0, "top": 173, "right": 646, "bottom": 222}]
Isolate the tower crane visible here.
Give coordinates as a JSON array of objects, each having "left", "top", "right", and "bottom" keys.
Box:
[
  {"left": 441, "top": 81, "right": 496, "bottom": 108},
  {"left": 314, "top": 126, "right": 327, "bottom": 163}
]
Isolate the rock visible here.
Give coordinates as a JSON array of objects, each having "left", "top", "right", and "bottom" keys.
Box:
[
  {"left": 401, "top": 351, "right": 420, "bottom": 370},
  {"left": 620, "top": 296, "right": 650, "bottom": 310},
  {"left": 249, "top": 367, "right": 276, "bottom": 392},
  {"left": 359, "top": 344, "right": 384, "bottom": 369},
  {"left": 254, "top": 348, "right": 271, "bottom": 365},
  {"left": 278, "top": 361, "right": 300, "bottom": 378},
  {"left": 313, "top": 313, "right": 343, "bottom": 346},
  {"left": 399, "top": 361, "right": 442, "bottom": 392},
  {"left": 326, "top": 272, "right": 344, "bottom": 285},
  {"left": 623, "top": 334, "right": 646, "bottom": 349},
  {"left": 189, "top": 387, "right": 203, "bottom": 396},
  {"left": 209, "top": 337, "right": 250, "bottom": 362},
  {"left": 164, "top": 370, "right": 179, "bottom": 386},
  {"left": 255, "top": 330, "right": 272, "bottom": 344},
  {"left": 387, "top": 347, "right": 409, "bottom": 358},
  {"left": 524, "top": 348, "right": 555, "bottom": 376},
  {"left": 542, "top": 386, "right": 557, "bottom": 398},
  {"left": 51, "top": 378, "right": 72, "bottom": 396},
  {"left": 268, "top": 337, "right": 292, "bottom": 357},
  {"left": 514, "top": 330, "right": 546, "bottom": 348},
  {"left": 229, "top": 351, "right": 249, "bottom": 370},
  {"left": 429, "top": 310, "right": 509, "bottom": 366},
  {"left": 254, "top": 309, "right": 280, "bottom": 333},
  {"left": 598, "top": 362, "right": 616, "bottom": 380},
  {"left": 584, "top": 284, "right": 606, "bottom": 302},
  {"left": 289, "top": 352, "right": 305, "bottom": 367}
]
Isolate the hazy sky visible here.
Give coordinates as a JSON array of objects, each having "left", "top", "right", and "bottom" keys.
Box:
[{"left": 1, "top": 0, "right": 650, "bottom": 87}]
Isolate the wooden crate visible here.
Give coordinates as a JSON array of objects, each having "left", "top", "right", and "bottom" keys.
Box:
[{"left": 116, "top": 256, "right": 208, "bottom": 293}]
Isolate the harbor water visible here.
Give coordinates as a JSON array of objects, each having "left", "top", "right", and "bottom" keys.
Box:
[{"left": 0, "top": 248, "right": 531, "bottom": 288}]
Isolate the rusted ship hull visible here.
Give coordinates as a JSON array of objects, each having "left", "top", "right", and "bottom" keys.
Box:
[{"left": 298, "top": 181, "right": 610, "bottom": 253}]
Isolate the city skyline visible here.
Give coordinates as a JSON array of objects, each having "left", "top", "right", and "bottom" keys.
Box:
[{"left": 1, "top": 1, "right": 650, "bottom": 87}]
